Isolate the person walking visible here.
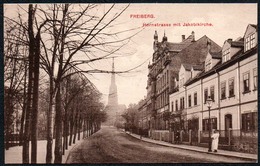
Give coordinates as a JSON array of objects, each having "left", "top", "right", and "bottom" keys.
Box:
[
  {"left": 175, "top": 130, "right": 180, "bottom": 144},
  {"left": 211, "top": 130, "right": 220, "bottom": 152}
]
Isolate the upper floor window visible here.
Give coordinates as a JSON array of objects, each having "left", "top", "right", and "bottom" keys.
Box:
[
  {"left": 210, "top": 86, "right": 215, "bottom": 101},
  {"left": 188, "top": 95, "right": 191, "bottom": 107},
  {"left": 180, "top": 97, "right": 185, "bottom": 110},
  {"left": 229, "top": 78, "right": 235, "bottom": 97},
  {"left": 223, "top": 48, "right": 230, "bottom": 63},
  {"left": 221, "top": 81, "right": 226, "bottom": 99},
  {"left": 194, "top": 92, "right": 197, "bottom": 106},
  {"left": 253, "top": 68, "right": 257, "bottom": 90},
  {"left": 175, "top": 100, "right": 178, "bottom": 111},
  {"left": 245, "top": 33, "right": 256, "bottom": 51},
  {"left": 243, "top": 72, "right": 250, "bottom": 93},
  {"left": 205, "top": 60, "right": 211, "bottom": 71},
  {"left": 204, "top": 88, "right": 208, "bottom": 103},
  {"left": 180, "top": 78, "right": 184, "bottom": 87}
]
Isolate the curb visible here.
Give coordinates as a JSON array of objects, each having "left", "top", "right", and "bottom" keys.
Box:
[{"left": 126, "top": 132, "right": 257, "bottom": 162}]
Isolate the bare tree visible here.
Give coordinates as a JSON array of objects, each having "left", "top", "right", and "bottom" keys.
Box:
[{"left": 5, "top": 3, "right": 144, "bottom": 164}]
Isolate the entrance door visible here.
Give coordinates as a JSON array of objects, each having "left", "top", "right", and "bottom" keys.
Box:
[{"left": 225, "top": 114, "right": 232, "bottom": 137}]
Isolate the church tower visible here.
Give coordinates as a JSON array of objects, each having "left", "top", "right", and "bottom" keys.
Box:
[{"left": 107, "top": 57, "right": 118, "bottom": 106}]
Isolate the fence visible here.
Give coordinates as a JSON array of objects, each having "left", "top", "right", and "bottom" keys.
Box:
[
  {"left": 148, "top": 129, "right": 257, "bottom": 154},
  {"left": 200, "top": 129, "right": 257, "bottom": 154},
  {"left": 5, "top": 133, "right": 20, "bottom": 148}
]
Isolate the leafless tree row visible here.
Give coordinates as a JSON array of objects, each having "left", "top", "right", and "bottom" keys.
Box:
[{"left": 4, "top": 4, "right": 141, "bottom": 164}]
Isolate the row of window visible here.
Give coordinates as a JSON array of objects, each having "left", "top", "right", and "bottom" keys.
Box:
[
  {"left": 171, "top": 68, "right": 257, "bottom": 111},
  {"left": 156, "top": 89, "right": 169, "bottom": 109},
  {"left": 196, "top": 112, "right": 257, "bottom": 132},
  {"left": 207, "top": 68, "right": 257, "bottom": 101},
  {"left": 171, "top": 92, "right": 198, "bottom": 112},
  {"left": 156, "top": 70, "right": 169, "bottom": 93}
]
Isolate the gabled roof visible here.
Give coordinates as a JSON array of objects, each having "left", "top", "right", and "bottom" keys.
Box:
[
  {"left": 210, "top": 51, "right": 222, "bottom": 59},
  {"left": 192, "top": 64, "right": 204, "bottom": 71},
  {"left": 177, "top": 35, "right": 221, "bottom": 65},
  {"left": 243, "top": 24, "right": 258, "bottom": 38},
  {"left": 230, "top": 41, "right": 244, "bottom": 48},
  {"left": 166, "top": 42, "right": 192, "bottom": 52},
  {"left": 249, "top": 24, "right": 257, "bottom": 29},
  {"left": 182, "top": 63, "right": 193, "bottom": 71}
]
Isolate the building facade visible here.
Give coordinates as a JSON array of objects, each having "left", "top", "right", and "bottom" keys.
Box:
[
  {"left": 169, "top": 24, "right": 258, "bottom": 136},
  {"left": 139, "top": 30, "right": 221, "bottom": 131}
]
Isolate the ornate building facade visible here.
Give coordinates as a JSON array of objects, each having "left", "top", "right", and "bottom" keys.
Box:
[{"left": 145, "top": 31, "right": 221, "bottom": 131}]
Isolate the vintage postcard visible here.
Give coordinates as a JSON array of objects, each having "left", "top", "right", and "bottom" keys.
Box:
[{"left": 3, "top": 3, "right": 258, "bottom": 164}]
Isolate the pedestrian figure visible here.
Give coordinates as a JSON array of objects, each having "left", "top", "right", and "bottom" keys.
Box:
[
  {"left": 211, "top": 130, "right": 220, "bottom": 152},
  {"left": 175, "top": 130, "right": 180, "bottom": 144}
]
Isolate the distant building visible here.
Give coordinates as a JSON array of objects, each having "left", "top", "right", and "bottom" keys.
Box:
[
  {"left": 146, "top": 31, "right": 221, "bottom": 131},
  {"left": 103, "top": 58, "right": 126, "bottom": 126}
]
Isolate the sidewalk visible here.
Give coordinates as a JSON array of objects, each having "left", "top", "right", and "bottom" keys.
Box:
[
  {"left": 5, "top": 132, "right": 86, "bottom": 164},
  {"left": 126, "top": 132, "right": 257, "bottom": 161}
]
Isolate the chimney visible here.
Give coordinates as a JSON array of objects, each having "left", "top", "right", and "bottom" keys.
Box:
[
  {"left": 182, "top": 35, "right": 185, "bottom": 41},
  {"left": 227, "top": 38, "right": 232, "bottom": 43},
  {"left": 191, "top": 31, "right": 195, "bottom": 41}
]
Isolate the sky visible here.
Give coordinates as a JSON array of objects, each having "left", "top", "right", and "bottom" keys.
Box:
[{"left": 4, "top": 3, "right": 257, "bottom": 107}]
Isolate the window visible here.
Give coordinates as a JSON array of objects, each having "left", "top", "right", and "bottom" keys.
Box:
[
  {"left": 188, "top": 95, "right": 191, "bottom": 107},
  {"left": 182, "top": 97, "right": 185, "bottom": 109},
  {"left": 250, "top": 33, "right": 256, "bottom": 48},
  {"left": 180, "top": 97, "right": 185, "bottom": 110},
  {"left": 204, "top": 88, "right": 208, "bottom": 103},
  {"left": 205, "top": 60, "right": 211, "bottom": 71},
  {"left": 242, "top": 112, "right": 257, "bottom": 132},
  {"left": 175, "top": 100, "right": 178, "bottom": 111},
  {"left": 194, "top": 92, "right": 197, "bottom": 106},
  {"left": 229, "top": 78, "right": 235, "bottom": 97},
  {"left": 180, "top": 78, "right": 184, "bottom": 87},
  {"left": 202, "top": 118, "right": 217, "bottom": 131},
  {"left": 166, "top": 70, "right": 169, "bottom": 84},
  {"left": 253, "top": 68, "right": 257, "bottom": 90},
  {"left": 245, "top": 36, "right": 250, "bottom": 51},
  {"left": 245, "top": 33, "right": 256, "bottom": 51},
  {"left": 210, "top": 86, "right": 214, "bottom": 101},
  {"left": 222, "top": 48, "right": 230, "bottom": 63},
  {"left": 221, "top": 81, "right": 226, "bottom": 99},
  {"left": 180, "top": 98, "right": 183, "bottom": 110},
  {"left": 243, "top": 72, "right": 250, "bottom": 93},
  {"left": 171, "top": 101, "right": 174, "bottom": 112}
]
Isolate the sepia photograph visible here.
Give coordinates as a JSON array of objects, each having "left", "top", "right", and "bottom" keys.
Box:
[{"left": 3, "top": 3, "right": 258, "bottom": 164}]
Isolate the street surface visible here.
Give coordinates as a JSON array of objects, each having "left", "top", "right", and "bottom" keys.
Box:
[{"left": 66, "top": 126, "right": 253, "bottom": 163}]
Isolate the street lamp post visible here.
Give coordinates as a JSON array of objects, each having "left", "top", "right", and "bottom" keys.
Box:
[{"left": 206, "top": 96, "right": 213, "bottom": 152}]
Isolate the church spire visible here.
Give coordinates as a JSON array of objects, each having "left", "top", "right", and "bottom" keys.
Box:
[{"left": 108, "top": 57, "right": 118, "bottom": 106}]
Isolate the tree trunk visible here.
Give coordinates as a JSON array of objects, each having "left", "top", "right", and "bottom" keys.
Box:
[
  {"left": 19, "top": 63, "right": 27, "bottom": 146},
  {"left": 46, "top": 83, "right": 54, "bottom": 163},
  {"left": 77, "top": 118, "right": 82, "bottom": 140},
  {"left": 73, "top": 110, "right": 78, "bottom": 144},
  {"left": 31, "top": 30, "right": 41, "bottom": 164},
  {"left": 62, "top": 106, "right": 68, "bottom": 155},
  {"left": 54, "top": 86, "right": 63, "bottom": 163},
  {"left": 23, "top": 4, "right": 35, "bottom": 163}
]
